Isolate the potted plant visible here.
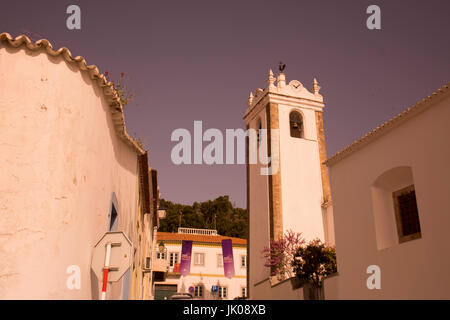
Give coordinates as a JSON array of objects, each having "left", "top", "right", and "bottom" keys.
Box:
[{"left": 291, "top": 239, "right": 337, "bottom": 300}]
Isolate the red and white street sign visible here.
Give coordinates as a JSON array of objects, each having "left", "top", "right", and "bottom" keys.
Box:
[{"left": 91, "top": 231, "right": 133, "bottom": 300}]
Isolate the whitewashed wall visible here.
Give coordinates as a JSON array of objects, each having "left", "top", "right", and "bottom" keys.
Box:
[
  {"left": 156, "top": 242, "right": 247, "bottom": 300},
  {"left": 328, "top": 91, "right": 450, "bottom": 299},
  {"left": 278, "top": 104, "right": 325, "bottom": 242},
  {"left": 0, "top": 46, "right": 140, "bottom": 299}
]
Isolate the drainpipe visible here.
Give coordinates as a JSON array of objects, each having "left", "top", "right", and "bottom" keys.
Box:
[{"left": 150, "top": 225, "right": 158, "bottom": 298}]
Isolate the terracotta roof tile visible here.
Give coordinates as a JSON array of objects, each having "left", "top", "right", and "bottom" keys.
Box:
[
  {"left": 157, "top": 232, "right": 247, "bottom": 245},
  {"left": 0, "top": 32, "right": 145, "bottom": 155}
]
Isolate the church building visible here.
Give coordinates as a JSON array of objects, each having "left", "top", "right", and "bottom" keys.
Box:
[
  {"left": 245, "top": 66, "right": 450, "bottom": 299},
  {"left": 245, "top": 69, "right": 334, "bottom": 299}
]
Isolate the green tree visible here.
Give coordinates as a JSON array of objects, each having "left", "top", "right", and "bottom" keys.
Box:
[{"left": 158, "top": 196, "right": 248, "bottom": 239}]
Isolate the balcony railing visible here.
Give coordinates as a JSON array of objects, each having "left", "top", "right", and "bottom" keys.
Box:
[{"left": 178, "top": 227, "right": 218, "bottom": 236}]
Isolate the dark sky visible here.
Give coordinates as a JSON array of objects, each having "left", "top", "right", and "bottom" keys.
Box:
[{"left": 1, "top": 0, "right": 449, "bottom": 208}]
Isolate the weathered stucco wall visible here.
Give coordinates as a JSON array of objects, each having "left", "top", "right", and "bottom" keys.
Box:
[
  {"left": 0, "top": 45, "right": 140, "bottom": 299},
  {"left": 329, "top": 90, "right": 450, "bottom": 299},
  {"left": 252, "top": 278, "right": 304, "bottom": 300}
]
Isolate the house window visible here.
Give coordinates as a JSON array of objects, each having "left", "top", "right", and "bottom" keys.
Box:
[
  {"left": 157, "top": 252, "right": 166, "bottom": 260},
  {"left": 217, "top": 254, "right": 223, "bottom": 267},
  {"left": 241, "top": 287, "right": 247, "bottom": 298},
  {"left": 289, "top": 111, "right": 304, "bottom": 138},
  {"left": 240, "top": 255, "right": 247, "bottom": 268},
  {"left": 218, "top": 286, "right": 228, "bottom": 299},
  {"left": 194, "top": 285, "right": 204, "bottom": 298},
  {"left": 169, "top": 252, "right": 179, "bottom": 267},
  {"left": 371, "top": 166, "right": 419, "bottom": 250},
  {"left": 194, "top": 253, "right": 205, "bottom": 266},
  {"left": 393, "top": 185, "right": 421, "bottom": 243}
]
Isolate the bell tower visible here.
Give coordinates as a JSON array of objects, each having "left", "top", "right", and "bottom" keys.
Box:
[{"left": 245, "top": 67, "right": 332, "bottom": 298}]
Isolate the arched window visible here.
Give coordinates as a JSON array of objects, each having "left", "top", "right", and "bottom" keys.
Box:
[
  {"left": 289, "top": 111, "right": 304, "bottom": 138},
  {"left": 371, "top": 166, "right": 421, "bottom": 250}
]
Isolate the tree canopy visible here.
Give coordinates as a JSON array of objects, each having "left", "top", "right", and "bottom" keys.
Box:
[{"left": 158, "top": 196, "right": 248, "bottom": 239}]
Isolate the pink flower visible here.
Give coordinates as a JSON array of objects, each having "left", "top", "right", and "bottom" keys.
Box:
[
  {"left": 105, "top": 71, "right": 109, "bottom": 76},
  {"left": 121, "top": 72, "right": 125, "bottom": 78}
]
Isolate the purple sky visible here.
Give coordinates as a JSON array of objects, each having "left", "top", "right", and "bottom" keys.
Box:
[{"left": 1, "top": 0, "right": 449, "bottom": 208}]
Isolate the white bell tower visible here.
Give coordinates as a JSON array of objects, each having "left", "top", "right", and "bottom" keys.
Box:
[{"left": 245, "top": 68, "right": 333, "bottom": 298}]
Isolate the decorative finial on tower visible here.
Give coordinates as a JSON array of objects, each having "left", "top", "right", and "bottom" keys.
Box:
[
  {"left": 267, "top": 69, "right": 276, "bottom": 90},
  {"left": 278, "top": 61, "right": 286, "bottom": 73},
  {"left": 312, "top": 78, "right": 321, "bottom": 94},
  {"left": 247, "top": 92, "right": 254, "bottom": 106},
  {"left": 277, "top": 65, "right": 286, "bottom": 89}
]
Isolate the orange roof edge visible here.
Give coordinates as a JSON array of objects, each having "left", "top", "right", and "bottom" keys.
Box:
[{"left": 157, "top": 232, "right": 247, "bottom": 245}]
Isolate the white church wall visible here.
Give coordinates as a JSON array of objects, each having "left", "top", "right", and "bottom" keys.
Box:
[
  {"left": 328, "top": 90, "right": 450, "bottom": 299},
  {"left": 323, "top": 274, "right": 339, "bottom": 299},
  {"left": 252, "top": 278, "right": 304, "bottom": 300},
  {"left": 278, "top": 104, "right": 325, "bottom": 242},
  {"left": 322, "top": 204, "right": 336, "bottom": 247}
]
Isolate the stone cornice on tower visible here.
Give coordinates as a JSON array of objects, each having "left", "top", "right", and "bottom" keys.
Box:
[{"left": 244, "top": 70, "right": 325, "bottom": 122}]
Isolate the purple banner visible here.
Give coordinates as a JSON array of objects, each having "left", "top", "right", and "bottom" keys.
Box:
[
  {"left": 180, "top": 240, "right": 193, "bottom": 276},
  {"left": 222, "top": 239, "right": 235, "bottom": 279}
]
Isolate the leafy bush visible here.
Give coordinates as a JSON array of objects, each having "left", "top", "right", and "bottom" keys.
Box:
[
  {"left": 262, "top": 232, "right": 337, "bottom": 287},
  {"left": 292, "top": 239, "right": 337, "bottom": 287}
]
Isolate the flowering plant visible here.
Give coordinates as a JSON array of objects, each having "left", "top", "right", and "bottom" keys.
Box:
[
  {"left": 104, "top": 71, "right": 134, "bottom": 106},
  {"left": 291, "top": 238, "right": 337, "bottom": 287},
  {"left": 261, "top": 230, "right": 305, "bottom": 281}
]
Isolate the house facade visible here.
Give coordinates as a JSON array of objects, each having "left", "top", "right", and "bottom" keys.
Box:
[
  {"left": 153, "top": 228, "right": 247, "bottom": 300},
  {"left": 0, "top": 33, "right": 159, "bottom": 299}
]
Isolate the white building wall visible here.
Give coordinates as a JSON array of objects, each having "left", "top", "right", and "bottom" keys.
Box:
[
  {"left": 328, "top": 91, "right": 450, "bottom": 299},
  {"left": 321, "top": 205, "right": 335, "bottom": 246},
  {"left": 155, "top": 242, "right": 247, "bottom": 300},
  {"left": 278, "top": 104, "right": 325, "bottom": 242},
  {"left": 0, "top": 46, "right": 140, "bottom": 299},
  {"left": 252, "top": 278, "right": 304, "bottom": 300}
]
